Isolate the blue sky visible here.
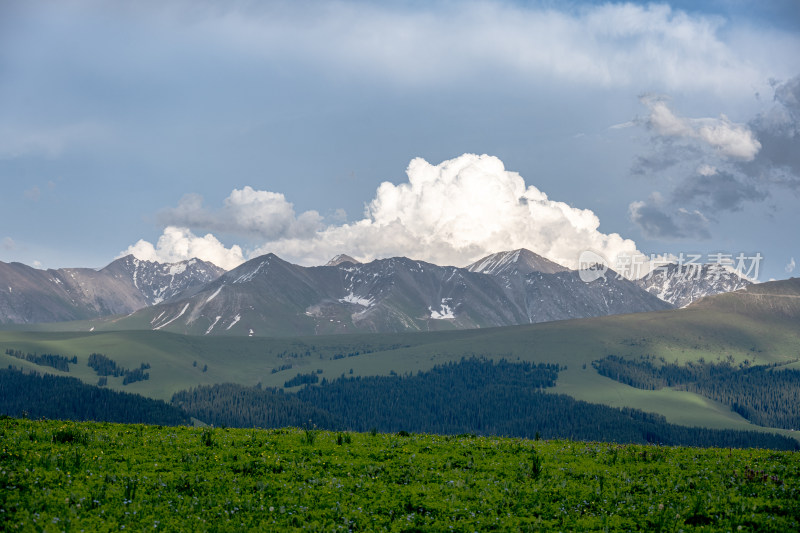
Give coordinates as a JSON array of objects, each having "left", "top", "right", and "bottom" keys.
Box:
[{"left": 1, "top": 0, "right": 799, "bottom": 280}]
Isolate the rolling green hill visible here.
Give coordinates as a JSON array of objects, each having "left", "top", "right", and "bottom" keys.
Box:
[{"left": 1, "top": 278, "right": 798, "bottom": 439}]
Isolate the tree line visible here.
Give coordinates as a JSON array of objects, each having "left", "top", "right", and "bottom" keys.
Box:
[
  {"left": 593, "top": 355, "right": 800, "bottom": 429},
  {"left": 283, "top": 371, "right": 321, "bottom": 388},
  {"left": 4, "top": 356, "right": 797, "bottom": 450},
  {"left": 0, "top": 367, "right": 186, "bottom": 425},
  {"left": 171, "top": 383, "right": 337, "bottom": 429},
  {"left": 4, "top": 348, "right": 77, "bottom": 372},
  {"left": 87, "top": 353, "right": 151, "bottom": 385},
  {"left": 172, "top": 358, "right": 797, "bottom": 450}
]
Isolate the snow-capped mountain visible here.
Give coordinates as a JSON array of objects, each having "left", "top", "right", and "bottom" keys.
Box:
[
  {"left": 139, "top": 254, "right": 523, "bottom": 336},
  {"left": 0, "top": 255, "right": 223, "bottom": 324},
  {"left": 467, "top": 248, "right": 568, "bottom": 276},
  {"left": 103, "top": 255, "right": 224, "bottom": 305},
  {"left": 636, "top": 262, "right": 752, "bottom": 308},
  {"left": 468, "top": 248, "right": 571, "bottom": 317},
  {"left": 324, "top": 254, "right": 360, "bottom": 267},
  {"left": 3, "top": 248, "right": 755, "bottom": 333},
  {"left": 115, "top": 249, "right": 671, "bottom": 337}
]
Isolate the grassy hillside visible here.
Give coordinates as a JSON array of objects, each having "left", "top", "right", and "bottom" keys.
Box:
[
  {"left": 1, "top": 283, "right": 798, "bottom": 437},
  {"left": 2, "top": 418, "right": 798, "bottom": 531}
]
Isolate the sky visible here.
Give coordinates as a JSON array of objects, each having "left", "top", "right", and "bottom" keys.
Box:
[{"left": 1, "top": 0, "right": 799, "bottom": 281}]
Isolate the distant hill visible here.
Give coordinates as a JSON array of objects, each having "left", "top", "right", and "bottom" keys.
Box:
[{"left": 689, "top": 277, "right": 800, "bottom": 318}]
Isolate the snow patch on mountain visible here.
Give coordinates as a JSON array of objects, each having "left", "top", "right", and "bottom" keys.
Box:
[
  {"left": 339, "top": 292, "right": 374, "bottom": 307},
  {"left": 429, "top": 299, "right": 455, "bottom": 319},
  {"left": 153, "top": 303, "right": 190, "bottom": 330},
  {"left": 205, "top": 285, "right": 224, "bottom": 303},
  {"left": 234, "top": 261, "right": 269, "bottom": 284},
  {"left": 168, "top": 262, "right": 188, "bottom": 276},
  {"left": 151, "top": 310, "right": 166, "bottom": 325},
  {"left": 205, "top": 315, "right": 222, "bottom": 335},
  {"left": 226, "top": 314, "right": 241, "bottom": 330}
]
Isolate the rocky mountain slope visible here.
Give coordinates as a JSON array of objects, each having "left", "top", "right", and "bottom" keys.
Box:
[
  {"left": 2, "top": 248, "right": 758, "bottom": 334},
  {"left": 111, "top": 250, "right": 672, "bottom": 337},
  {"left": 636, "top": 262, "right": 752, "bottom": 308},
  {"left": 467, "top": 248, "right": 568, "bottom": 276},
  {"left": 0, "top": 256, "right": 223, "bottom": 324},
  {"left": 102, "top": 255, "right": 225, "bottom": 305}
]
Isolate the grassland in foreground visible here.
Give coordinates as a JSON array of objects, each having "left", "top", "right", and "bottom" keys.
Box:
[{"left": 1, "top": 418, "right": 799, "bottom": 531}]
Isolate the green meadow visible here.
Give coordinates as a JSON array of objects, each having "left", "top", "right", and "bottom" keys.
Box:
[{"left": 2, "top": 417, "right": 799, "bottom": 531}]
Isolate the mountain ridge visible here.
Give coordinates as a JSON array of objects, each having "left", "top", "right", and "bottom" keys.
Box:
[
  {"left": 104, "top": 251, "right": 672, "bottom": 336},
  {"left": 0, "top": 248, "right": 762, "bottom": 334},
  {"left": 636, "top": 262, "right": 752, "bottom": 308},
  {"left": 0, "top": 255, "right": 224, "bottom": 324}
]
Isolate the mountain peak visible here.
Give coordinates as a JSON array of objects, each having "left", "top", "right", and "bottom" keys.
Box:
[
  {"left": 636, "top": 261, "right": 752, "bottom": 307},
  {"left": 325, "top": 254, "right": 361, "bottom": 267},
  {"left": 107, "top": 254, "right": 220, "bottom": 272},
  {"left": 467, "top": 249, "right": 568, "bottom": 276},
  {"left": 102, "top": 255, "right": 225, "bottom": 305}
]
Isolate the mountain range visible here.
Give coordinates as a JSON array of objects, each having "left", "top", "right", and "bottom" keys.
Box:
[
  {"left": 0, "top": 248, "right": 755, "bottom": 335},
  {"left": 0, "top": 256, "right": 223, "bottom": 324}
]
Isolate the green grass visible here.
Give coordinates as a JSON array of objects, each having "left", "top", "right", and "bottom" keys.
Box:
[
  {"left": 1, "top": 301, "right": 798, "bottom": 436},
  {"left": 1, "top": 418, "right": 798, "bottom": 531}
]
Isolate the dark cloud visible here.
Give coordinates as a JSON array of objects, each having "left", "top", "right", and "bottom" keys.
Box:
[
  {"left": 631, "top": 143, "right": 703, "bottom": 176},
  {"left": 672, "top": 170, "right": 768, "bottom": 212},
  {"left": 741, "top": 75, "right": 800, "bottom": 189},
  {"left": 629, "top": 76, "right": 800, "bottom": 242},
  {"left": 629, "top": 196, "right": 710, "bottom": 240}
]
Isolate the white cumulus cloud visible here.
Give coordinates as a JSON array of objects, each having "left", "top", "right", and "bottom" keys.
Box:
[
  {"left": 129, "top": 154, "right": 643, "bottom": 273},
  {"left": 158, "top": 186, "right": 323, "bottom": 240},
  {"left": 121, "top": 226, "right": 245, "bottom": 270},
  {"left": 130, "top": 154, "right": 639, "bottom": 268},
  {"left": 787, "top": 257, "right": 796, "bottom": 274},
  {"left": 643, "top": 96, "right": 761, "bottom": 161},
  {"left": 265, "top": 154, "right": 640, "bottom": 270}
]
